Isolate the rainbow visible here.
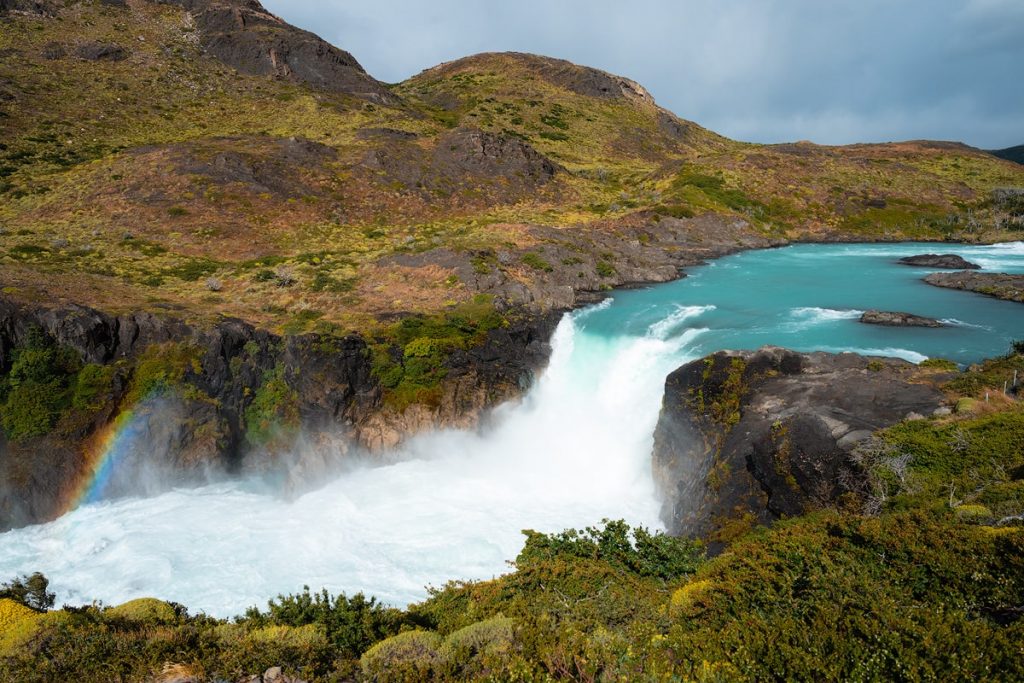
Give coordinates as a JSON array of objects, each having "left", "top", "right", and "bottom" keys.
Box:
[{"left": 59, "top": 406, "right": 148, "bottom": 516}]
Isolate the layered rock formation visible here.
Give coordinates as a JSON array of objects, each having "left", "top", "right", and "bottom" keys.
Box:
[
  {"left": 651, "top": 347, "right": 947, "bottom": 546},
  {"left": 156, "top": 0, "right": 397, "bottom": 102},
  {"left": 924, "top": 271, "right": 1024, "bottom": 303}
]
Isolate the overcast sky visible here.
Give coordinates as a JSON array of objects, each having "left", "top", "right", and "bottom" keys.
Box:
[{"left": 262, "top": 0, "right": 1022, "bottom": 149}]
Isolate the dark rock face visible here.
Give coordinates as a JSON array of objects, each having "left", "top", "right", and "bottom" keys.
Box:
[
  {"left": 359, "top": 128, "right": 559, "bottom": 201},
  {"left": 898, "top": 253, "right": 981, "bottom": 269},
  {"left": 0, "top": 0, "right": 52, "bottom": 14},
  {"left": 433, "top": 128, "right": 559, "bottom": 183},
  {"left": 0, "top": 297, "right": 556, "bottom": 530},
  {"left": 168, "top": 136, "right": 338, "bottom": 199},
  {"left": 860, "top": 310, "right": 944, "bottom": 327},
  {"left": 652, "top": 347, "right": 945, "bottom": 546},
  {"left": 74, "top": 41, "right": 129, "bottom": 61},
  {"left": 157, "top": 0, "right": 396, "bottom": 103},
  {"left": 924, "top": 271, "right": 1024, "bottom": 304}
]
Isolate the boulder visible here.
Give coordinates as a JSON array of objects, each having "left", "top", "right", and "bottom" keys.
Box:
[
  {"left": 898, "top": 253, "right": 981, "bottom": 269},
  {"left": 859, "top": 309, "right": 944, "bottom": 327},
  {"left": 74, "top": 41, "right": 128, "bottom": 61},
  {"left": 652, "top": 347, "right": 945, "bottom": 547}
]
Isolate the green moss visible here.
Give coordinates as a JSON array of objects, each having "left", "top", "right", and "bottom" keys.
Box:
[
  {"left": 124, "top": 342, "right": 201, "bottom": 406},
  {"left": 371, "top": 295, "right": 506, "bottom": 409},
  {"left": 244, "top": 364, "right": 300, "bottom": 447}
]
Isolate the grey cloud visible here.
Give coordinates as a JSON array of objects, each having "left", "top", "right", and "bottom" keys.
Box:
[{"left": 262, "top": 0, "right": 1023, "bottom": 148}]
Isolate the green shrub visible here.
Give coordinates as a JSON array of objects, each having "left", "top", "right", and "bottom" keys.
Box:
[
  {"left": 521, "top": 252, "right": 553, "bottom": 272},
  {"left": 124, "top": 342, "right": 201, "bottom": 406},
  {"left": 920, "top": 357, "right": 959, "bottom": 371},
  {"left": 0, "top": 573, "right": 54, "bottom": 612},
  {"left": 244, "top": 365, "right": 299, "bottom": 447},
  {"left": 361, "top": 630, "right": 443, "bottom": 683},
  {"left": 516, "top": 520, "right": 704, "bottom": 580},
  {"left": 440, "top": 615, "right": 515, "bottom": 677},
  {"left": 242, "top": 587, "right": 403, "bottom": 659},
  {"left": 71, "top": 363, "right": 114, "bottom": 411},
  {"left": 105, "top": 598, "right": 179, "bottom": 625},
  {"left": 0, "top": 329, "right": 81, "bottom": 441},
  {"left": 596, "top": 260, "right": 615, "bottom": 278}
]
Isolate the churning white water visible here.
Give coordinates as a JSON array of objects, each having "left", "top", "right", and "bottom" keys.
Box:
[{"left": 0, "top": 304, "right": 710, "bottom": 616}]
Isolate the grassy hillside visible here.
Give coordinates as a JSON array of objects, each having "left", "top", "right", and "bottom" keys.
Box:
[{"left": 1, "top": 1, "right": 1023, "bottom": 339}]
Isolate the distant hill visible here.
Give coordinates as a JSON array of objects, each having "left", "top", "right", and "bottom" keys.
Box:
[
  {"left": 1, "top": 0, "right": 1023, "bottom": 335},
  {"left": 989, "top": 145, "right": 1024, "bottom": 165}
]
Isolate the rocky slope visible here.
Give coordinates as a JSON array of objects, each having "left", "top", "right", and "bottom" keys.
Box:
[
  {"left": 651, "top": 347, "right": 948, "bottom": 546},
  {"left": 923, "top": 271, "right": 1024, "bottom": 303}
]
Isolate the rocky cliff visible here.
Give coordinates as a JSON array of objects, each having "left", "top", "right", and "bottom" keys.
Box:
[
  {"left": 651, "top": 347, "right": 948, "bottom": 546},
  {"left": 0, "top": 297, "right": 556, "bottom": 530}
]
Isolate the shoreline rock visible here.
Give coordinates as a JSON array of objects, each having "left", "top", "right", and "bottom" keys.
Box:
[
  {"left": 651, "top": 347, "right": 947, "bottom": 548},
  {"left": 898, "top": 253, "right": 981, "bottom": 269},
  {"left": 923, "top": 271, "right": 1024, "bottom": 304},
  {"left": 859, "top": 309, "right": 944, "bottom": 327}
]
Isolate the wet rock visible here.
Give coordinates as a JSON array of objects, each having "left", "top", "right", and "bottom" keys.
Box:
[
  {"left": 898, "top": 253, "right": 980, "bottom": 269},
  {"left": 860, "top": 309, "right": 944, "bottom": 327},
  {"left": 652, "top": 347, "right": 945, "bottom": 547}
]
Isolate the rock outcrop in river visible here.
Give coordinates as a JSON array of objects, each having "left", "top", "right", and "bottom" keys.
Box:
[
  {"left": 651, "top": 347, "right": 947, "bottom": 547},
  {"left": 898, "top": 254, "right": 981, "bottom": 269},
  {"left": 859, "top": 310, "right": 944, "bottom": 327},
  {"left": 923, "top": 271, "right": 1024, "bottom": 303}
]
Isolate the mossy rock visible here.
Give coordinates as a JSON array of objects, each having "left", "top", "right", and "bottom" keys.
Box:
[
  {"left": 361, "top": 630, "right": 444, "bottom": 682},
  {"left": 0, "top": 598, "right": 44, "bottom": 654},
  {"left": 955, "top": 397, "right": 979, "bottom": 414},
  {"left": 105, "top": 597, "right": 178, "bottom": 625}
]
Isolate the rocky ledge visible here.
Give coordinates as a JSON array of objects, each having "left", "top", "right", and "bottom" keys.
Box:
[
  {"left": 859, "top": 309, "right": 944, "bottom": 327},
  {"left": 923, "top": 271, "right": 1024, "bottom": 303},
  {"left": 898, "top": 253, "right": 981, "bottom": 269},
  {"left": 0, "top": 298, "right": 556, "bottom": 530},
  {"left": 651, "top": 347, "right": 948, "bottom": 547}
]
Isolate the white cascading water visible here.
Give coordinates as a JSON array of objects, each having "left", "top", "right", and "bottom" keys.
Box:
[{"left": 0, "top": 303, "right": 713, "bottom": 616}]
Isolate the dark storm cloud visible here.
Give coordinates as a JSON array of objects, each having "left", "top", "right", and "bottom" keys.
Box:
[{"left": 261, "top": 0, "right": 1023, "bottom": 148}]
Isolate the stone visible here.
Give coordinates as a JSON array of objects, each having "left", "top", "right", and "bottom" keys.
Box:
[
  {"left": 859, "top": 309, "right": 944, "bottom": 327},
  {"left": 898, "top": 253, "right": 981, "bottom": 269},
  {"left": 652, "top": 347, "right": 945, "bottom": 547}
]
